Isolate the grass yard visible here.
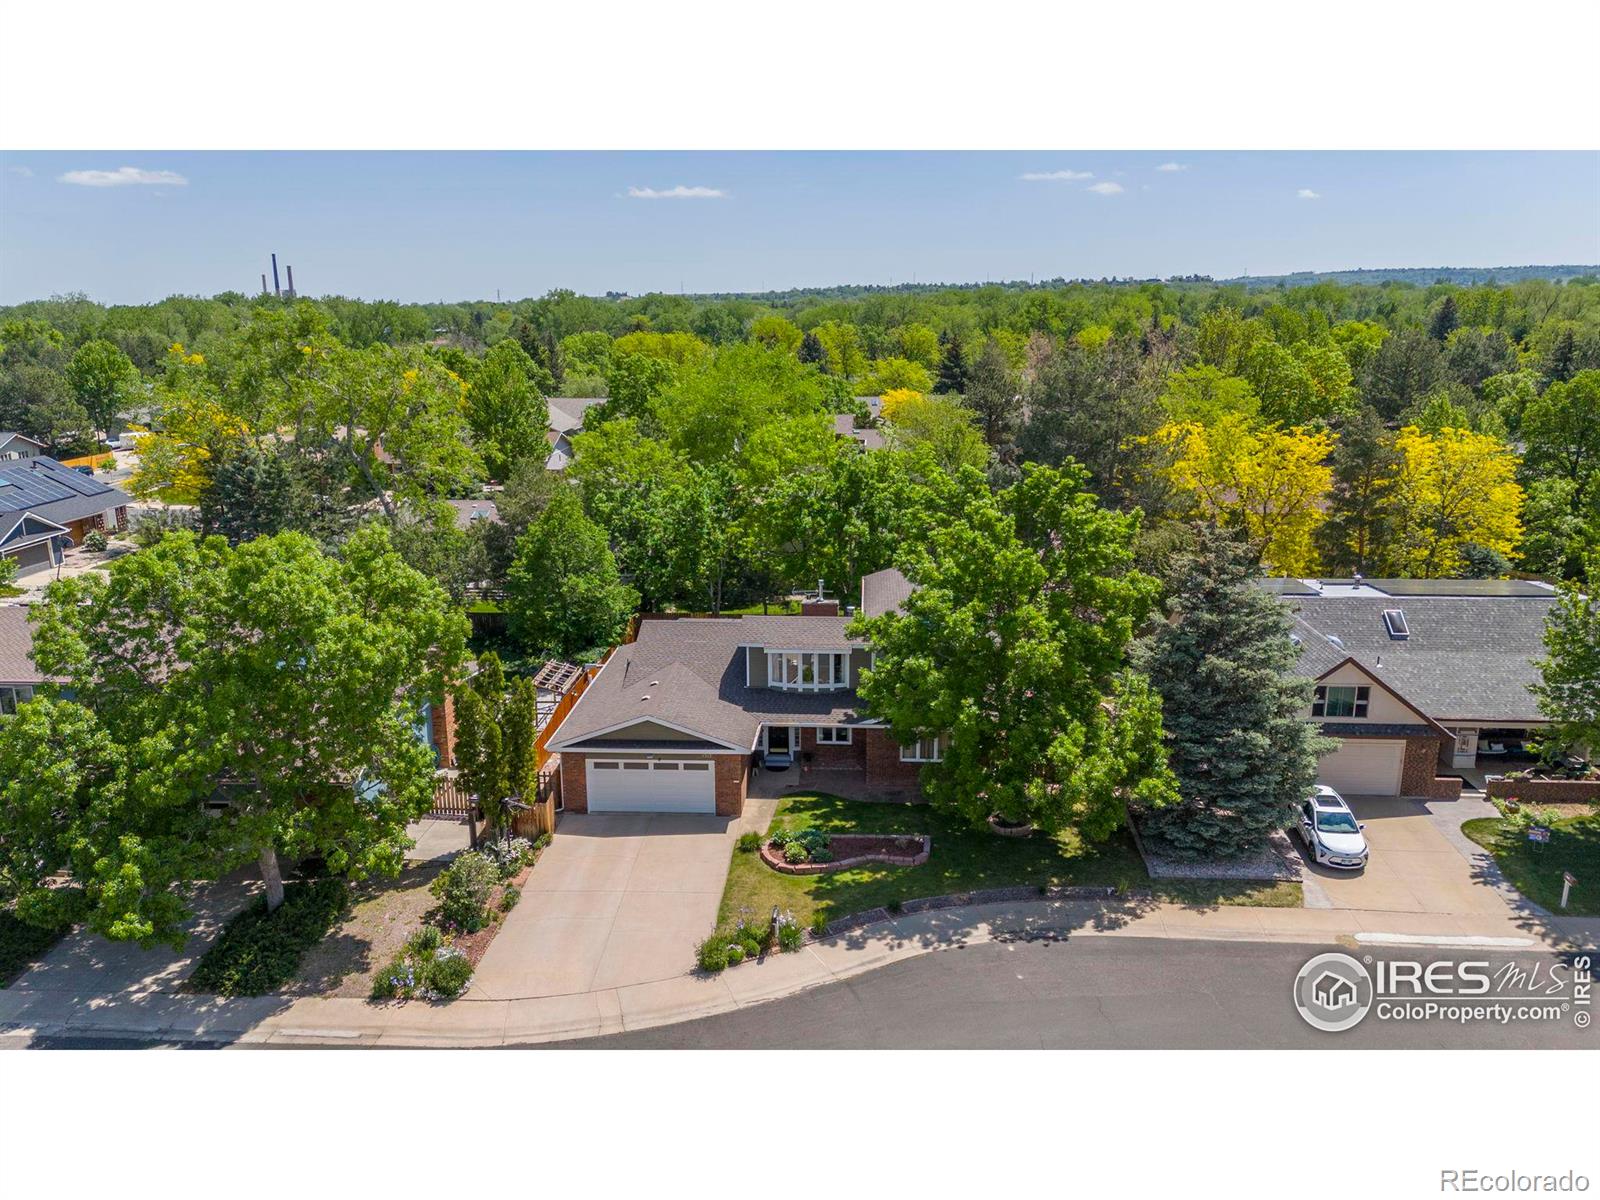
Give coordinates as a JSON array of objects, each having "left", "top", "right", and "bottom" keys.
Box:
[
  {"left": 1462, "top": 811, "right": 1600, "bottom": 916},
  {"left": 718, "top": 793, "right": 1300, "bottom": 934}
]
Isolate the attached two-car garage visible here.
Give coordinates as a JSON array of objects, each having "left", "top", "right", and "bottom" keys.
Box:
[
  {"left": 584, "top": 758, "right": 718, "bottom": 814},
  {"left": 1317, "top": 739, "right": 1405, "bottom": 796}
]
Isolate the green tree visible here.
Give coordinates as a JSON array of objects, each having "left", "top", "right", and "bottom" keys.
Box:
[
  {"left": 65, "top": 339, "right": 141, "bottom": 439},
  {"left": 1160, "top": 364, "right": 1260, "bottom": 426},
  {"left": 883, "top": 393, "right": 989, "bottom": 475},
  {"left": 598, "top": 351, "right": 675, "bottom": 425},
  {"left": 464, "top": 340, "right": 551, "bottom": 481},
  {"left": 507, "top": 488, "right": 637, "bottom": 657},
  {"left": 1532, "top": 556, "right": 1600, "bottom": 755},
  {"left": 964, "top": 338, "right": 1021, "bottom": 447},
  {"left": 1521, "top": 371, "right": 1600, "bottom": 510},
  {"left": 851, "top": 462, "right": 1176, "bottom": 837},
  {"left": 18, "top": 526, "right": 465, "bottom": 942},
  {"left": 1362, "top": 330, "right": 1445, "bottom": 419},
  {"left": 1136, "top": 527, "right": 1335, "bottom": 859},
  {"left": 1428, "top": 294, "right": 1460, "bottom": 342},
  {"left": 933, "top": 330, "right": 968, "bottom": 394},
  {"left": 196, "top": 444, "right": 310, "bottom": 544},
  {"left": 1317, "top": 406, "right": 1401, "bottom": 575},
  {"left": 453, "top": 686, "right": 508, "bottom": 831}
]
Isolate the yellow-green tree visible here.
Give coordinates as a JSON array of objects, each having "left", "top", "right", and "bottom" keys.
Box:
[
  {"left": 1159, "top": 414, "right": 1334, "bottom": 575},
  {"left": 1390, "top": 425, "right": 1523, "bottom": 577}
]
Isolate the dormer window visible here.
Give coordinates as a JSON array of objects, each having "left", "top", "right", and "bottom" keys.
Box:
[{"left": 767, "top": 650, "right": 848, "bottom": 691}]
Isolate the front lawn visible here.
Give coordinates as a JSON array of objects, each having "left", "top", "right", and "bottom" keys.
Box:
[
  {"left": 1462, "top": 812, "right": 1600, "bottom": 916},
  {"left": 718, "top": 793, "right": 1300, "bottom": 934}
]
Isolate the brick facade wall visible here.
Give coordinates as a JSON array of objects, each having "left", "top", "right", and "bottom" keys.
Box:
[
  {"left": 798, "top": 725, "right": 868, "bottom": 770},
  {"left": 1486, "top": 777, "right": 1600, "bottom": 804},
  {"left": 862, "top": 727, "right": 925, "bottom": 792},
  {"left": 556, "top": 750, "right": 746, "bottom": 817},
  {"left": 431, "top": 693, "right": 458, "bottom": 768},
  {"left": 1401, "top": 734, "right": 1460, "bottom": 798}
]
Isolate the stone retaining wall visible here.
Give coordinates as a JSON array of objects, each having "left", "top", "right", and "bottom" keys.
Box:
[{"left": 761, "top": 834, "right": 931, "bottom": 875}]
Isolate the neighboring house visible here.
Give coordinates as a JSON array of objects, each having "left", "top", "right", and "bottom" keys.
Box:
[
  {"left": 1268, "top": 577, "right": 1559, "bottom": 797},
  {"left": 0, "top": 457, "right": 133, "bottom": 577},
  {"left": 545, "top": 396, "right": 606, "bottom": 472},
  {"left": 0, "top": 605, "right": 44, "bottom": 715},
  {"left": 833, "top": 412, "right": 887, "bottom": 451},
  {"left": 545, "top": 569, "right": 932, "bottom": 816},
  {"left": 445, "top": 497, "right": 501, "bottom": 531},
  {"left": 0, "top": 432, "right": 47, "bottom": 461}
]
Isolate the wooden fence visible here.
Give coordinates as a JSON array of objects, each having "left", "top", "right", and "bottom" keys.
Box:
[
  {"left": 429, "top": 774, "right": 474, "bottom": 818},
  {"left": 534, "top": 653, "right": 610, "bottom": 771},
  {"left": 512, "top": 764, "right": 561, "bottom": 838}
]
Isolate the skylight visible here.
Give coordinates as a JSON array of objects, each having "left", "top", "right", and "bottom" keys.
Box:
[{"left": 1383, "top": 608, "right": 1410, "bottom": 639}]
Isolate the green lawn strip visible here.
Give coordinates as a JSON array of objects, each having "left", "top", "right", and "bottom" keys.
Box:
[
  {"left": 0, "top": 909, "right": 70, "bottom": 988},
  {"left": 717, "top": 793, "right": 1298, "bottom": 934},
  {"left": 185, "top": 877, "right": 351, "bottom": 997},
  {"left": 1462, "top": 813, "right": 1600, "bottom": 916}
]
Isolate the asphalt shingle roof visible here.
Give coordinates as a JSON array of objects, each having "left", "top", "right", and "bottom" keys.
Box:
[
  {"left": 0, "top": 605, "right": 43, "bottom": 685},
  {"left": 1282, "top": 592, "right": 1555, "bottom": 723},
  {"left": 860, "top": 567, "right": 913, "bottom": 619},
  {"left": 549, "top": 615, "right": 870, "bottom": 749},
  {"left": 0, "top": 457, "right": 130, "bottom": 528}
]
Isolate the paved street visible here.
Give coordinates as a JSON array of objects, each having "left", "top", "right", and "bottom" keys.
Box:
[{"left": 554, "top": 936, "right": 1598, "bottom": 1050}]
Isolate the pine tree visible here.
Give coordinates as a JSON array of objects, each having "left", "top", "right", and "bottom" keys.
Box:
[
  {"left": 1543, "top": 326, "right": 1577, "bottom": 384},
  {"left": 1316, "top": 406, "right": 1401, "bottom": 575},
  {"left": 964, "top": 338, "right": 1020, "bottom": 447},
  {"left": 1136, "top": 527, "right": 1334, "bottom": 859},
  {"left": 797, "top": 331, "right": 827, "bottom": 369},
  {"left": 933, "top": 330, "right": 968, "bottom": 394},
  {"left": 1428, "top": 294, "right": 1460, "bottom": 342}
]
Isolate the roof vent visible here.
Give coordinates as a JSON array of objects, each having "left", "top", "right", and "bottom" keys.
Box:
[
  {"left": 1326, "top": 634, "right": 1344, "bottom": 649},
  {"left": 1383, "top": 608, "right": 1410, "bottom": 639}
]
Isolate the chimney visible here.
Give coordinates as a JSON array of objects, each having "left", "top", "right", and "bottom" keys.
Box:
[
  {"left": 261, "top": 273, "right": 268, "bottom": 295},
  {"left": 271, "top": 253, "right": 281, "bottom": 297},
  {"left": 286, "top": 265, "right": 295, "bottom": 297},
  {"left": 801, "top": 598, "right": 840, "bottom": 617}
]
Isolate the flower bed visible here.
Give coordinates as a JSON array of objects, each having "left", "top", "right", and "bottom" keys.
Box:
[
  {"left": 987, "top": 814, "right": 1035, "bottom": 838},
  {"left": 760, "top": 832, "right": 931, "bottom": 875}
]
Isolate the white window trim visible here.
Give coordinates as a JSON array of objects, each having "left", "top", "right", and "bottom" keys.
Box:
[
  {"left": 899, "top": 735, "right": 944, "bottom": 763},
  {"left": 816, "top": 726, "right": 852, "bottom": 745},
  {"left": 765, "top": 649, "right": 850, "bottom": 692}
]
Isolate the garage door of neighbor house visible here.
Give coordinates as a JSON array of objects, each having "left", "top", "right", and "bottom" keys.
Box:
[
  {"left": 586, "top": 758, "right": 717, "bottom": 814},
  {"left": 1317, "top": 739, "right": 1405, "bottom": 796}
]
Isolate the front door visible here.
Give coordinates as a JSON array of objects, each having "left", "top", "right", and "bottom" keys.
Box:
[{"left": 766, "top": 725, "right": 790, "bottom": 754}]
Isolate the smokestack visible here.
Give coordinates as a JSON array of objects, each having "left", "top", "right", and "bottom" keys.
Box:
[
  {"left": 286, "top": 265, "right": 295, "bottom": 298},
  {"left": 271, "top": 253, "right": 281, "bottom": 297},
  {"left": 261, "top": 273, "right": 268, "bottom": 295}
]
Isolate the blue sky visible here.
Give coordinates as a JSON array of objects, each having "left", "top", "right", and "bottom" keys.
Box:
[{"left": 1, "top": 151, "right": 1596, "bottom": 305}]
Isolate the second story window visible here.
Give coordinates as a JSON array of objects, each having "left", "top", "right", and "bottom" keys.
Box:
[
  {"left": 1312, "top": 684, "right": 1369, "bottom": 719},
  {"left": 768, "top": 650, "right": 848, "bottom": 691}
]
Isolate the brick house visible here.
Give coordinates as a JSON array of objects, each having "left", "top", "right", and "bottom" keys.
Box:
[
  {"left": 1269, "top": 577, "right": 1560, "bottom": 797},
  {"left": 545, "top": 568, "right": 936, "bottom": 817}
]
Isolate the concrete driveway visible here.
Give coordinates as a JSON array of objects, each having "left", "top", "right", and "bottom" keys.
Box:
[
  {"left": 470, "top": 812, "right": 748, "bottom": 1000},
  {"left": 1302, "top": 795, "right": 1512, "bottom": 916}
]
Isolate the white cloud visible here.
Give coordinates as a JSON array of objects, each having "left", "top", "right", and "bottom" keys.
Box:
[
  {"left": 1086, "top": 181, "right": 1124, "bottom": 195},
  {"left": 1155, "top": 162, "right": 1187, "bottom": 172},
  {"left": 7, "top": 166, "right": 33, "bottom": 178},
  {"left": 1297, "top": 187, "right": 1321, "bottom": 200},
  {"left": 59, "top": 166, "right": 188, "bottom": 188},
  {"left": 627, "top": 185, "right": 726, "bottom": 200},
  {"left": 1020, "top": 169, "right": 1094, "bottom": 181}
]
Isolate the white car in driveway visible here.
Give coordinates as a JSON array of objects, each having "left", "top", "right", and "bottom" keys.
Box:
[{"left": 1297, "top": 785, "right": 1369, "bottom": 870}]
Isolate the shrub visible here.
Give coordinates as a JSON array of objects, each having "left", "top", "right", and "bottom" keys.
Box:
[
  {"left": 500, "top": 886, "right": 521, "bottom": 912},
  {"left": 810, "top": 910, "right": 831, "bottom": 935},
  {"left": 775, "top": 914, "right": 803, "bottom": 953},
  {"left": 738, "top": 931, "right": 764, "bottom": 959},
  {"left": 187, "top": 878, "right": 349, "bottom": 997},
  {"left": 736, "top": 831, "right": 761, "bottom": 853},
  {"left": 768, "top": 829, "right": 791, "bottom": 849},
  {"left": 83, "top": 529, "right": 109, "bottom": 553},
  {"left": 480, "top": 836, "right": 534, "bottom": 879},
  {"left": 784, "top": 842, "right": 810, "bottom": 865},
  {"left": 429, "top": 950, "right": 474, "bottom": 998},
  {"left": 0, "top": 908, "right": 71, "bottom": 987},
  {"left": 370, "top": 953, "right": 415, "bottom": 1000},
  {"left": 725, "top": 942, "right": 746, "bottom": 966},
  {"left": 430, "top": 852, "right": 498, "bottom": 931},
  {"left": 810, "top": 849, "right": 834, "bottom": 864},
  {"left": 695, "top": 935, "right": 730, "bottom": 973},
  {"left": 407, "top": 925, "right": 444, "bottom": 955}
]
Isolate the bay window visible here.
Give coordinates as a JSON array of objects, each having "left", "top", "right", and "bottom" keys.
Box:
[{"left": 767, "top": 650, "right": 848, "bottom": 691}]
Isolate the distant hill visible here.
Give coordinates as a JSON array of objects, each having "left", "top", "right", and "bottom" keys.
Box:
[{"left": 1220, "top": 265, "right": 1598, "bottom": 289}]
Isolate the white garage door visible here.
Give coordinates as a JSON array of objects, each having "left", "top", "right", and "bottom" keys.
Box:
[
  {"left": 586, "top": 758, "right": 717, "bottom": 813},
  {"left": 1318, "top": 739, "right": 1405, "bottom": 796}
]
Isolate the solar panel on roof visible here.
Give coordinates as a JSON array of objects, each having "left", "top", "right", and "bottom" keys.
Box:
[{"left": 1366, "top": 579, "right": 1552, "bottom": 597}]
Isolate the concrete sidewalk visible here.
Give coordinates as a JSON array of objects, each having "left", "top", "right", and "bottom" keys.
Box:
[{"left": 4, "top": 894, "right": 1591, "bottom": 1048}]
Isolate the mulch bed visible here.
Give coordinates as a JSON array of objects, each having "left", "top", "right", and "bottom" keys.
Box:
[
  {"left": 451, "top": 858, "right": 537, "bottom": 969},
  {"left": 761, "top": 834, "right": 931, "bottom": 875}
]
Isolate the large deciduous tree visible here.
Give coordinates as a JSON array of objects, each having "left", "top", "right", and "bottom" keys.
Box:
[
  {"left": 507, "top": 487, "right": 637, "bottom": 657},
  {"left": 65, "top": 338, "right": 142, "bottom": 440},
  {"left": 1135, "top": 527, "right": 1334, "bottom": 859},
  {"left": 463, "top": 340, "right": 551, "bottom": 481},
  {"left": 6, "top": 525, "right": 466, "bottom": 945},
  {"left": 1532, "top": 556, "right": 1600, "bottom": 757},
  {"left": 851, "top": 463, "right": 1177, "bottom": 837},
  {"left": 1389, "top": 425, "right": 1524, "bottom": 577}
]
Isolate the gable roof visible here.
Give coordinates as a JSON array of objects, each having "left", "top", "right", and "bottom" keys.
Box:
[
  {"left": 0, "top": 457, "right": 131, "bottom": 527},
  {"left": 547, "top": 615, "right": 868, "bottom": 750},
  {"left": 860, "top": 567, "right": 913, "bottom": 619},
  {"left": 1279, "top": 586, "right": 1556, "bottom": 723},
  {"left": 0, "top": 606, "right": 44, "bottom": 685},
  {"left": 0, "top": 432, "right": 47, "bottom": 455}
]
